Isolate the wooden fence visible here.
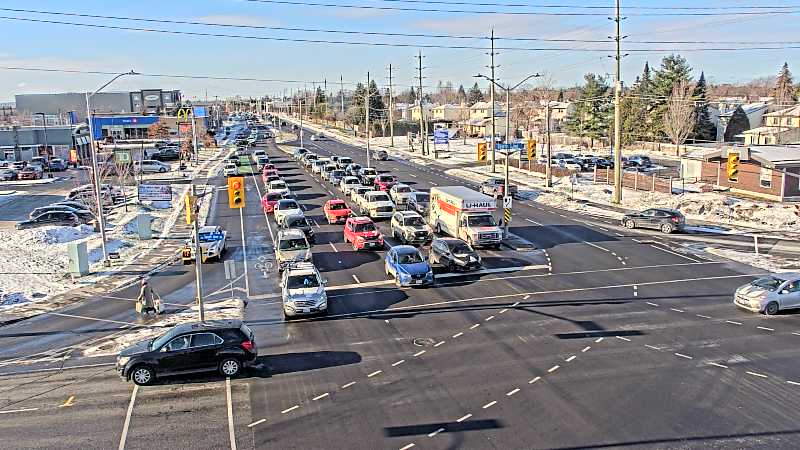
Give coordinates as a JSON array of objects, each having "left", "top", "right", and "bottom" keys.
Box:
[{"left": 593, "top": 168, "right": 673, "bottom": 194}]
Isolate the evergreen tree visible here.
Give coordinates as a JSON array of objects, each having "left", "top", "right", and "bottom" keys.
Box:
[
  {"left": 773, "top": 62, "right": 797, "bottom": 104},
  {"left": 467, "top": 82, "right": 484, "bottom": 104},
  {"left": 564, "top": 73, "right": 612, "bottom": 147},
  {"left": 650, "top": 54, "right": 693, "bottom": 136},
  {"left": 691, "top": 72, "right": 717, "bottom": 142},
  {"left": 620, "top": 62, "right": 652, "bottom": 145},
  {"left": 368, "top": 79, "right": 385, "bottom": 122},
  {"left": 457, "top": 84, "right": 467, "bottom": 102},
  {"left": 408, "top": 87, "right": 417, "bottom": 104},
  {"left": 724, "top": 106, "right": 750, "bottom": 142},
  {"left": 557, "top": 89, "right": 564, "bottom": 102},
  {"left": 347, "top": 82, "right": 368, "bottom": 126}
]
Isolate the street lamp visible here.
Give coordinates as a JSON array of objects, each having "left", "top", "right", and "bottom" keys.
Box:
[
  {"left": 33, "top": 112, "right": 50, "bottom": 171},
  {"left": 475, "top": 73, "right": 540, "bottom": 237},
  {"left": 85, "top": 70, "right": 138, "bottom": 266}
]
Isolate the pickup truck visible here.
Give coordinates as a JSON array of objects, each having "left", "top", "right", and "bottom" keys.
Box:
[
  {"left": 357, "top": 191, "right": 395, "bottom": 220},
  {"left": 479, "top": 177, "right": 518, "bottom": 199}
]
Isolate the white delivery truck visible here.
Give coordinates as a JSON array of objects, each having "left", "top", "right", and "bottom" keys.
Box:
[{"left": 429, "top": 186, "right": 502, "bottom": 248}]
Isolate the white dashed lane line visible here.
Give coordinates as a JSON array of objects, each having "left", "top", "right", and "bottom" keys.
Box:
[
  {"left": 547, "top": 365, "right": 560, "bottom": 373},
  {"left": 427, "top": 428, "right": 444, "bottom": 437},
  {"left": 746, "top": 371, "right": 768, "bottom": 378},
  {"left": 506, "top": 388, "right": 520, "bottom": 396},
  {"left": 392, "top": 360, "right": 405, "bottom": 367},
  {"left": 247, "top": 419, "right": 266, "bottom": 428},
  {"left": 312, "top": 393, "right": 330, "bottom": 401},
  {"left": 342, "top": 381, "right": 357, "bottom": 389},
  {"left": 565, "top": 355, "right": 576, "bottom": 362},
  {"left": 456, "top": 414, "right": 472, "bottom": 423},
  {"left": 413, "top": 350, "right": 426, "bottom": 357},
  {"left": 367, "top": 370, "right": 383, "bottom": 378},
  {"left": 757, "top": 326, "right": 775, "bottom": 331},
  {"left": 708, "top": 362, "right": 728, "bottom": 369},
  {"left": 482, "top": 401, "right": 497, "bottom": 409},
  {"left": 281, "top": 405, "right": 300, "bottom": 414},
  {"left": 674, "top": 353, "right": 693, "bottom": 359}
]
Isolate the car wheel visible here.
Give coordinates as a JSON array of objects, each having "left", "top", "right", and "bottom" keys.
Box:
[
  {"left": 765, "top": 301, "right": 780, "bottom": 316},
  {"left": 352, "top": 242, "right": 359, "bottom": 252},
  {"left": 660, "top": 223, "right": 674, "bottom": 234},
  {"left": 131, "top": 365, "right": 155, "bottom": 386},
  {"left": 624, "top": 219, "right": 636, "bottom": 229},
  {"left": 395, "top": 276, "right": 402, "bottom": 287},
  {"left": 219, "top": 358, "right": 241, "bottom": 377},
  {"left": 447, "top": 261, "right": 456, "bottom": 273},
  {"left": 159, "top": 167, "right": 167, "bottom": 173}
]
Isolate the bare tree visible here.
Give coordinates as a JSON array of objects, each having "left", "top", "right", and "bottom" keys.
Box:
[{"left": 663, "top": 80, "right": 696, "bottom": 155}]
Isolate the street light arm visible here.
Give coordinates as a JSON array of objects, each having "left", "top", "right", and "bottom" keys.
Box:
[
  {"left": 509, "top": 73, "right": 542, "bottom": 91},
  {"left": 88, "top": 70, "right": 138, "bottom": 98}
]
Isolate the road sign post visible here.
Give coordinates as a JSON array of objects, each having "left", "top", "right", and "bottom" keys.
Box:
[{"left": 190, "top": 184, "right": 204, "bottom": 321}]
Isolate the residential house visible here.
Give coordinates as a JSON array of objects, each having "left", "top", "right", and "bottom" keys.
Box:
[
  {"left": 743, "top": 105, "right": 800, "bottom": 145},
  {"left": 468, "top": 101, "right": 504, "bottom": 120},
  {"left": 409, "top": 104, "right": 433, "bottom": 122},
  {"left": 430, "top": 104, "right": 464, "bottom": 122},
  {"left": 717, "top": 102, "right": 770, "bottom": 142}
]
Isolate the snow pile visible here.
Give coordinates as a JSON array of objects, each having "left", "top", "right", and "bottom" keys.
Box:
[
  {"left": 82, "top": 298, "right": 244, "bottom": 357},
  {"left": 701, "top": 246, "right": 800, "bottom": 273}
]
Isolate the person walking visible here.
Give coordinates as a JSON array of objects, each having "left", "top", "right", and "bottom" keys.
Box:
[{"left": 136, "top": 278, "right": 160, "bottom": 315}]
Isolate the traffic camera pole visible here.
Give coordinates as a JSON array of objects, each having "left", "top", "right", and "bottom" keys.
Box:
[
  {"left": 192, "top": 183, "right": 205, "bottom": 322},
  {"left": 240, "top": 206, "right": 250, "bottom": 298},
  {"left": 299, "top": 98, "right": 304, "bottom": 148},
  {"left": 366, "top": 71, "right": 371, "bottom": 167}
]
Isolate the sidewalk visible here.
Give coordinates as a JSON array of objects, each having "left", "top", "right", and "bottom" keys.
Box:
[{"left": 0, "top": 145, "right": 228, "bottom": 323}]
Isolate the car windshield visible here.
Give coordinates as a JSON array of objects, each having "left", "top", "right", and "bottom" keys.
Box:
[
  {"left": 369, "top": 193, "right": 391, "bottom": 202},
  {"left": 279, "top": 238, "right": 308, "bottom": 250},
  {"left": 398, "top": 251, "right": 424, "bottom": 264},
  {"left": 353, "top": 222, "right": 376, "bottom": 232},
  {"left": 266, "top": 193, "right": 282, "bottom": 201},
  {"left": 287, "top": 274, "right": 320, "bottom": 289},
  {"left": 467, "top": 215, "right": 495, "bottom": 227},
  {"left": 286, "top": 217, "right": 308, "bottom": 227},
  {"left": 362, "top": 168, "right": 376, "bottom": 175},
  {"left": 345, "top": 178, "right": 359, "bottom": 184},
  {"left": 328, "top": 202, "right": 346, "bottom": 210},
  {"left": 750, "top": 276, "right": 785, "bottom": 291},
  {"left": 332, "top": 170, "right": 344, "bottom": 177},
  {"left": 414, "top": 193, "right": 429, "bottom": 203},
  {"left": 451, "top": 243, "right": 473, "bottom": 255},
  {"left": 271, "top": 182, "right": 286, "bottom": 189},
  {"left": 396, "top": 186, "right": 411, "bottom": 193},
  {"left": 278, "top": 201, "right": 298, "bottom": 209},
  {"left": 405, "top": 217, "right": 425, "bottom": 226},
  {"left": 198, "top": 231, "right": 223, "bottom": 243}
]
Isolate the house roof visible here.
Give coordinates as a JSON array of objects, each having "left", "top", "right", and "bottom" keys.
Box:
[
  {"left": 718, "top": 103, "right": 769, "bottom": 118},
  {"left": 750, "top": 145, "right": 800, "bottom": 166},
  {"left": 743, "top": 126, "right": 796, "bottom": 135},
  {"left": 764, "top": 105, "right": 800, "bottom": 117}
]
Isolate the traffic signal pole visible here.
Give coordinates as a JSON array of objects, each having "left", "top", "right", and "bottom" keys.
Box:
[
  {"left": 191, "top": 183, "right": 205, "bottom": 322},
  {"left": 240, "top": 206, "right": 250, "bottom": 298}
]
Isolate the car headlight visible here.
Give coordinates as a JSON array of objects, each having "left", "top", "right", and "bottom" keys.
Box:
[
  {"left": 117, "top": 356, "right": 130, "bottom": 366},
  {"left": 356, "top": 236, "right": 365, "bottom": 242}
]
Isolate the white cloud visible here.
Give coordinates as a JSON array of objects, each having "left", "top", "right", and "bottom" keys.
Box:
[
  {"left": 16, "top": 82, "right": 27, "bottom": 88},
  {"left": 410, "top": 14, "right": 548, "bottom": 35},
  {"left": 195, "top": 14, "right": 278, "bottom": 27}
]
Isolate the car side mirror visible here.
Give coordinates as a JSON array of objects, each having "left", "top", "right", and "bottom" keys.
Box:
[
  {"left": 323, "top": 279, "right": 329, "bottom": 285},
  {"left": 160, "top": 347, "right": 169, "bottom": 353},
  {"left": 780, "top": 290, "right": 790, "bottom": 295}
]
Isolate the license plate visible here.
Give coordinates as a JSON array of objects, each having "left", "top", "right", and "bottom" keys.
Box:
[{"left": 413, "top": 279, "right": 422, "bottom": 285}]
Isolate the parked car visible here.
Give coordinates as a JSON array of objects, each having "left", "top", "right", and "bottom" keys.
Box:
[
  {"left": 0, "top": 167, "right": 18, "bottom": 181},
  {"left": 274, "top": 199, "right": 303, "bottom": 226},
  {"left": 557, "top": 158, "right": 583, "bottom": 172},
  {"left": 343, "top": 216, "right": 384, "bottom": 251},
  {"left": 626, "top": 155, "right": 652, "bottom": 168},
  {"left": 407, "top": 191, "right": 430, "bottom": 215},
  {"left": 116, "top": 320, "right": 257, "bottom": 385},
  {"left": 16, "top": 211, "right": 81, "bottom": 229},
  {"left": 29, "top": 205, "right": 93, "bottom": 222},
  {"left": 389, "top": 183, "right": 414, "bottom": 206},
  {"left": 323, "top": 199, "right": 352, "bottom": 224},
  {"left": 275, "top": 228, "right": 312, "bottom": 270},
  {"left": 390, "top": 211, "right": 432, "bottom": 245},
  {"left": 261, "top": 192, "right": 284, "bottom": 213},
  {"left": 280, "top": 262, "right": 327, "bottom": 318},
  {"left": 734, "top": 273, "right": 800, "bottom": 315},
  {"left": 385, "top": 245, "right": 434, "bottom": 287},
  {"left": 134, "top": 160, "right": 171, "bottom": 174},
  {"left": 373, "top": 174, "right": 398, "bottom": 192},
  {"left": 18, "top": 166, "right": 43, "bottom": 180},
  {"left": 152, "top": 147, "right": 180, "bottom": 161},
  {"left": 429, "top": 238, "right": 481, "bottom": 272},
  {"left": 280, "top": 213, "right": 315, "bottom": 244},
  {"left": 622, "top": 208, "right": 685, "bottom": 234}
]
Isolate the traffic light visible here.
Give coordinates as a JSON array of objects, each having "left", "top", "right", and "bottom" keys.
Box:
[
  {"left": 185, "top": 193, "right": 196, "bottom": 224},
  {"left": 228, "top": 176, "right": 246, "bottom": 209},
  {"left": 726, "top": 152, "right": 740, "bottom": 181},
  {"left": 477, "top": 142, "right": 487, "bottom": 161},
  {"left": 526, "top": 139, "right": 536, "bottom": 161}
]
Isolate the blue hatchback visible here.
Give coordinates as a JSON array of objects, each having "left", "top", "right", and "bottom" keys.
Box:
[{"left": 385, "top": 245, "right": 435, "bottom": 287}]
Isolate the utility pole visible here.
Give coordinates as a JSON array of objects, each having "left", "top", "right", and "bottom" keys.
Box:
[
  {"left": 191, "top": 184, "right": 205, "bottom": 321},
  {"left": 340, "top": 75, "right": 345, "bottom": 114},
  {"left": 366, "top": 71, "right": 371, "bottom": 167},
  {"left": 388, "top": 64, "right": 395, "bottom": 147},
  {"left": 489, "top": 29, "right": 498, "bottom": 172},
  {"left": 545, "top": 102, "right": 553, "bottom": 188},
  {"left": 416, "top": 51, "right": 426, "bottom": 155},
  {"left": 323, "top": 78, "right": 328, "bottom": 127},
  {"left": 298, "top": 97, "right": 304, "bottom": 148},
  {"left": 612, "top": 0, "right": 624, "bottom": 204}
]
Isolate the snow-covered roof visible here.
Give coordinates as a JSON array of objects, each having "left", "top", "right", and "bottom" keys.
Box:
[
  {"left": 764, "top": 105, "right": 800, "bottom": 117},
  {"left": 743, "top": 126, "right": 796, "bottom": 135},
  {"left": 719, "top": 103, "right": 769, "bottom": 117},
  {"left": 749, "top": 145, "right": 800, "bottom": 166}
]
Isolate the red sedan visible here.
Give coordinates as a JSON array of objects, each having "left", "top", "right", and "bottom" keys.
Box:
[
  {"left": 323, "top": 199, "right": 352, "bottom": 224},
  {"left": 261, "top": 192, "right": 283, "bottom": 213}
]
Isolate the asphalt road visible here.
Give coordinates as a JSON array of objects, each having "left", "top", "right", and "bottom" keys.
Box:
[{"left": 1, "top": 124, "right": 799, "bottom": 449}]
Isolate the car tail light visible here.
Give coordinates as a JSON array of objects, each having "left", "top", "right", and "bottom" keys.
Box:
[
  {"left": 672, "top": 216, "right": 680, "bottom": 223},
  {"left": 241, "top": 340, "right": 255, "bottom": 352}
]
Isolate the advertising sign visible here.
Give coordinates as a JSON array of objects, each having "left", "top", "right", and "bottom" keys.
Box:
[
  {"left": 138, "top": 184, "right": 173, "bottom": 202},
  {"left": 433, "top": 129, "right": 449, "bottom": 145}
]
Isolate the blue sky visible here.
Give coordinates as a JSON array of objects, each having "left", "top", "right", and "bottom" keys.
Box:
[{"left": 1, "top": 0, "right": 799, "bottom": 101}]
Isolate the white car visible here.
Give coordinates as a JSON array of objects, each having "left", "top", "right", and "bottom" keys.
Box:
[
  {"left": 339, "top": 176, "right": 361, "bottom": 194},
  {"left": 274, "top": 199, "right": 303, "bottom": 226},
  {"left": 558, "top": 158, "right": 582, "bottom": 171},
  {"left": 351, "top": 186, "right": 371, "bottom": 203},
  {"left": 188, "top": 225, "right": 227, "bottom": 262},
  {"left": 134, "top": 160, "right": 171, "bottom": 174},
  {"left": 280, "top": 262, "right": 327, "bottom": 318},
  {"left": 734, "top": 273, "right": 800, "bottom": 315},
  {"left": 268, "top": 180, "right": 291, "bottom": 197},
  {"left": 360, "top": 191, "right": 395, "bottom": 220},
  {"left": 312, "top": 159, "right": 329, "bottom": 175},
  {"left": 224, "top": 163, "right": 239, "bottom": 177},
  {"left": 389, "top": 183, "right": 414, "bottom": 206}
]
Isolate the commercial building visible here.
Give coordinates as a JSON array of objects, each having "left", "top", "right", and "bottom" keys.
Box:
[
  {"left": 90, "top": 107, "right": 208, "bottom": 140},
  {"left": 0, "top": 124, "right": 91, "bottom": 162},
  {"left": 15, "top": 89, "right": 182, "bottom": 122}
]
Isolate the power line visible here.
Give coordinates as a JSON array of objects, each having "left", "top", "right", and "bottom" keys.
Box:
[
  {"left": 367, "top": 0, "right": 800, "bottom": 11},
  {"left": 243, "top": 0, "right": 800, "bottom": 16}
]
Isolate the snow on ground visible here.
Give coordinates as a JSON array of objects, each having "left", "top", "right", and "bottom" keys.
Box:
[
  {"left": 700, "top": 246, "right": 800, "bottom": 274},
  {"left": 82, "top": 298, "right": 244, "bottom": 357}
]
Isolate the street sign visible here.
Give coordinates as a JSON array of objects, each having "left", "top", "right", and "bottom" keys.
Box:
[
  {"left": 503, "top": 195, "right": 513, "bottom": 209},
  {"left": 503, "top": 208, "right": 512, "bottom": 224},
  {"left": 495, "top": 142, "right": 525, "bottom": 151},
  {"left": 433, "top": 129, "right": 449, "bottom": 145},
  {"left": 137, "top": 184, "right": 172, "bottom": 202},
  {"left": 114, "top": 149, "right": 131, "bottom": 163}
]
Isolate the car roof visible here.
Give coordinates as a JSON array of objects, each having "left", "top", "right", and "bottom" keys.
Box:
[
  {"left": 278, "top": 228, "right": 306, "bottom": 238},
  {"left": 367, "top": 190, "right": 388, "bottom": 195},
  {"left": 285, "top": 262, "right": 319, "bottom": 276},
  {"left": 771, "top": 272, "right": 800, "bottom": 281},
  {"left": 349, "top": 216, "right": 373, "bottom": 224},
  {"left": 434, "top": 237, "right": 467, "bottom": 247},
  {"left": 393, "top": 245, "right": 420, "bottom": 254},
  {"left": 169, "top": 319, "right": 245, "bottom": 336},
  {"left": 396, "top": 210, "right": 421, "bottom": 218},
  {"left": 327, "top": 199, "right": 346, "bottom": 204},
  {"left": 277, "top": 199, "right": 298, "bottom": 205}
]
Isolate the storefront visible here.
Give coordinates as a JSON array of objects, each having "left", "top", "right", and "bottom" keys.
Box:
[{"left": 91, "top": 115, "right": 161, "bottom": 140}]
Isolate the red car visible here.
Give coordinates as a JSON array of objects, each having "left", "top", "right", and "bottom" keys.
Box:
[
  {"left": 373, "top": 174, "right": 397, "bottom": 191},
  {"left": 343, "top": 217, "right": 383, "bottom": 251},
  {"left": 261, "top": 192, "right": 283, "bottom": 213},
  {"left": 323, "top": 199, "right": 352, "bottom": 224},
  {"left": 261, "top": 168, "right": 279, "bottom": 183},
  {"left": 262, "top": 163, "right": 276, "bottom": 173}
]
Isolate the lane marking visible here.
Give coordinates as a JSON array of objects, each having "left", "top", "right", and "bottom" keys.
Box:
[
  {"left": 400, "top": 444, "right": 416, "bottom": 450},
  {"left": 708, "top": 362, "right": 728, "bottom": 369},
  {"left": 367, "top": 370, "right": 383, "bottom": 378},
  {"left": 792, "top": 332, "right": 800, "bottom": 336},
  {"left": 60, "top": 395, "right": 76, "bottom": 408},
  {"left": 757, "top": 326, "right": 775, "bottom": 331},
  {"left": 413, "top": 350, "right": 426, "bottom": 357},
  {"left": 581, "top": 346, "right": 591, "bottom": 352},
  {"left": 513, "top": 300, "right": 522, "bottom": 305},
  {"left": 696, "top": 314, "right": 712, "bottom": 319},
  {"left": 525, "top": 218, "right": 544, "bottom": 225},
  {"left": 329, "top": 242, "right": 338, "bottom": 253},
  {"left": 582, "top": 241, "right": 610, "bottom": 252},
  {"left": 427, "top": 428, "right": 444, "bottom": 437},
  {"left": 342, "top": 381, "right": 357, "bottom": 389},
  {"left": 452, "top": 332, "right": 463, "bottom": 338},
  {"left": 746, "top": 371, "right": 768, "bottom": 378},
  {"left": 616, "top": 336, "right": 631, "bottom": 342},
  {"left": 351, "top": 274, "right": 361, "bottom": 284},
  {"left": 392, "top": 359, "right": 406, "bottom": 367},
  {"left": 670, "top": 308, "right": 685, "bottom": 313},
  {"left": 483, "top": 401, "right": 498, "bottom": 409},
  {"left": 281, "top": 405, "right": 300, "bottom": 414},
  {"left": 0, "top": 407, "right": 39, "bottom": 414},
  {"left": 506, "top": 388, "right": 520, "bottom": 396},
  {"left": 645, "top": 344, "right": 662, "bottom": 350},
  {"left": 649, "top": 244, "right": 700, "bottom": 262},
  {"left": 565, "top": 355, "right": 576, "bottom": 362},
  {"left": 434, "top": 341, "right": 445, "bottom": 347},
  {"left": 548, "top": 365, "right": 560, "bottom": 373},
  {"left": 470, "top": 324, "right": 481, "bottom": 330},
  {"left": 595, "top": 337, "right": 604, "bottom": 343},
  {"left": 118, "top": 385, "right": 139, "bottom": 450},
  {"left": 247, "top": 419, "right": 266, "bottom": 428},
  {"left": 529, "top": 376, "right": 541, "bottom": 384},
  {"left": 226, "top": 378, "right": 237, "bottom": 450},
  {"left": 313, "top": 393, "right": 330, "bottom": 401},
  {"left": 499, "top": 309, "right": 508, "bottom": 314},
  {"left": 675, "top": 353, "right": 693, "bottom": 359},
  {"left": 787, "top": 380, "right": 800, "bottom": 386},
  {"left": 485, "top": 315, "right": 495, "bottom": 321},
  {"left": 456, "top": 414, "right": 472, "bottom": 423},
  {"left": 646, "top": 302, "right": 659, "bottom": 307},
  {"left": 726, "top": 320, "right": 742, "bottom": 325}
]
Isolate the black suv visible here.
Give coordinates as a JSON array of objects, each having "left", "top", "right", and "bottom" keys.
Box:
[
  {"left": 622, "top": 208, "right": 685, "bottom": 234},
  {"left": 429, "top": 238, "right": 482, "bottom": 272},
  {"left": 117, "top": 320, "right": 257, "bottom": 385}
]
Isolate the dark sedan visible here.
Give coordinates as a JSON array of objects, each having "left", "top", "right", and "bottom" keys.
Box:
[
  {"left": 429, "top": 238, "right": 482, "bottom": 272},
  {"left": 16, "top": 211, "right": 81, "bottom": 229},
  {"left": 622, "top": 208, "right": 685, "bottom": 234}
]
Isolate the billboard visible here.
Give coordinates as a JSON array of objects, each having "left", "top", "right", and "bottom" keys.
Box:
[{"left": 138, "top": 184, "right": 173, "bottom": 202}]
